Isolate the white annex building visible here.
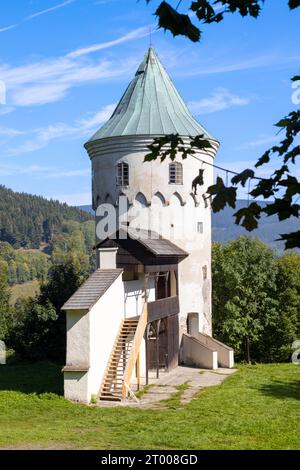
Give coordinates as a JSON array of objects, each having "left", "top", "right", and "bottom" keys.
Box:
[{"left": 62, "top": 48, "right": 234, "bottom": 403}]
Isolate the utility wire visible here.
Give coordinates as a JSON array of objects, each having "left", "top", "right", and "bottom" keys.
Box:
[{"left": 189, "top": 153, "right": 264, "bottom": 181}]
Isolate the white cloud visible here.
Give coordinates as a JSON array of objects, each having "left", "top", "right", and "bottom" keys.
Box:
[
  {"left": 0, "top": 106, "right": 15, "bottom": 115},
  {"left": 0, "top": 24, "right": 17, "bottom": 33},
  {"left": 178, "top": 54, "right": 300, "bottom": 77},
  {"left": 234, "top": 135, "right": 280, "bottom": 150},
  {"left": 0, "top": 127, "right": 24, "bottom": 137},
  {"left": 26, "top": 0, "right": 75, "bottom": 20},
  {"left": 2, "top": 103, "right": 115, "bottom": 157},
  {"left": 188, "top": 88, "right": 250, "bottom": 115},
  {"left": 0, "top": 0, "right": 75, "bottom": 34},
  {"left": 0, "top": 26, "right": 148, "bottom": 107},
  {"left": 78, "top": 103, "right": 115, "bottom": 129},
  {"left": 12, "top": 83, "right": 70, "bottom": 107},
  {"left": 68, "top": 26, "right": 150, "bottom": 58}
]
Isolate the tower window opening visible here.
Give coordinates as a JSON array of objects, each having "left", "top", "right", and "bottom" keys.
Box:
[
  {"left": 197, "top": 222, "right": 203, "bottom": 233},
  {"left": 116, "top": 162, "right": 129, "bottom": 186},
  {"left": 169, "top": 162, "right": 183, "bottom": 185}
]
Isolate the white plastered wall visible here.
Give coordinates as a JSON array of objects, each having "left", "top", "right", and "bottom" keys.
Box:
[
  {"left": 88, "top": 272, "right": 124, "bottom": 399},
  {"left": 124, "top": 276, "right": 155, "bottom": 318},
  {"left": 64, "top": 310, "right": 90, "bottom": 403}
]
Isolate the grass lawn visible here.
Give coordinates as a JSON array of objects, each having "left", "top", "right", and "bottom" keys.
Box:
[{"left": 0, "top": 362, "right": 299, "bottom": 450}]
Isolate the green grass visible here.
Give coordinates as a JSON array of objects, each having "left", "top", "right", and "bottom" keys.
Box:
[
  {"left": 0, "top": 362, "right": 299, "bottom": 449},
  {"left": 159, "top": 382, "right": 190, "bottom": 409},
  {"left": 10, "top": 280, "right": 40, "bottom": 305},
  {"left": 135, "top": 384, "right": 155, "bottom": 399}
]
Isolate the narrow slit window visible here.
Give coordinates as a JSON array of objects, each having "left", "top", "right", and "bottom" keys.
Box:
[
  {"left": 169, "top": 162, "right": 183, "bottom": 185},
  {"left": 197, "top": 222, "right": 203, "bottom": 233},
  {"left": 116, "top": 162, "right": 129, "bottom": 186}
]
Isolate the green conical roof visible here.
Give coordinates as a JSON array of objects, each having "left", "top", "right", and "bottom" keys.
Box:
[{"left": 87, "top": 48, "right": 216, "bottom": 142}]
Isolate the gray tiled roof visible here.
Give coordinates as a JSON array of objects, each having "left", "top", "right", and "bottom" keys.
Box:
[
  {"left": 86, "top": 48, "right": 217, "bottom": 142},
  {"left": 126, "top": 229, "right": 188, "bottom": 257},
  {"left": 62, "top": 269, "right": 123, "bottom": 311}
]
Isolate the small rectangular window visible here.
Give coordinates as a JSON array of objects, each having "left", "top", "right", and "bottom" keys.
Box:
[
  {"left": 117, "top": 162, "right": 129, "bottom": 186},
  {"left": 169, "top": 162, "right": 183, "bottom": 185},
  {"left": 197, "top": 222, "right": 203, "bottom": 233}
]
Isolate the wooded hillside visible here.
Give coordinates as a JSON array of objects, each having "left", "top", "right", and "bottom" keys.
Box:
[{"left": 0, "top": 185, "right": 93, "bottom": 249}]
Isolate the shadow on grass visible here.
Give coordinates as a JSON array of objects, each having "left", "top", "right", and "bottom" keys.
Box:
[
  {"left": 0, "top": 362, "right": 63, "bottom": 395},
  {"left": 259, "top": 380, "right": 300, "bottom": 400}
]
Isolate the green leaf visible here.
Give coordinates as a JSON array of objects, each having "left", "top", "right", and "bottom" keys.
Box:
[
  {"left": 231, "top": 169, "right": 255, "bottom": 187},
  {"left": 255, "top": 150, "right": 271, "bottom": 168},
  {"left": 207, "top": 177, "right": 237, "bottom": 212},
  {"left": 289, "top": 0, "right": 300, "bottom": 10},
  {"left": 263, "top": 199, "right": 300, "bottom": 221},
  {"left": 277, "top": 231, "right": 300, "bottom": 249},
  {"left": 190, "top": 0, "right": 224, "bottom": 23},
  {"left": 291, "top": 75, "right": 300, "bottom": 81},
  {"left": 275, "top": 119, "right": 290, "bottom": 128},
  {"left": 279, "top": 175, "right": 300, "bottom": 198},
  {"left": 155, "top": 2, "right": 201, "bottom": 42},
  {"left": 234, "top": 202, "right": 261, "bottom": 231},
  {"left": 190, "top": 134, "right": 213, "bottom": 151}
]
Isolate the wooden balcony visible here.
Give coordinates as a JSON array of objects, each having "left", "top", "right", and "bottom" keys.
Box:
[{"left": 147, "top": 296, "right": 179, "bottom": 322}]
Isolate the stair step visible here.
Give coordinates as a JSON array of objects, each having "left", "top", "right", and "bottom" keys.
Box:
[
  {"left": 101, "top": 387, "right": 122, "bottom": 393},
  {"left": 113, "top": 349, "right": 131, "bottom": 352},
  {"left": 102, "top": 385, "right": 122, "bottom": 389},
  {"left": 103, "top": 383, "right": 123, "bottom": 387},
  {"left": 104, "top": 377, "right": 123, "bottom": 381},
  {"left": 100, "top": 398, "right": 122, "bottom": 402},
  {"left": 111, "top": 357, "right": 130, "bottom": 360},
  {"left": 101, "top": 391, "right": 122, "bottom": 397},
  {"left": 99, "top": 395, "right": 122, "bottom": 402},
  {"left": 102, "top": 388, "right": 122, "bottom": 391},
  {"left": 106, "top": 373, "right": 124, "bottom": 376}
]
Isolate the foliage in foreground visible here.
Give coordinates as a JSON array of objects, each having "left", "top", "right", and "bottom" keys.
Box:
[{"left": 144, "top": 1, "right": 300, "bottom": 249}]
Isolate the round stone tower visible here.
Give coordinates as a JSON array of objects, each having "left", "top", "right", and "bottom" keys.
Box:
[{"left": 84, "top": 47, "right": 219, "bottom": 335}]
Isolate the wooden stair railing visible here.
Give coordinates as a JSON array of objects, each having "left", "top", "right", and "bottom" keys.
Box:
[{"left": 122, "top": 303, "right": 148, "bottom": 401}]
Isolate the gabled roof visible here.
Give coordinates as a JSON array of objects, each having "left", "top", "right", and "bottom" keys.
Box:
[
  {"left": 62, "top": 269, "right": 122, "bottom": 311},
  {"left": 86, "top": 47, "right": 216, "bottom": 143},
  {"left": 129, "top": 229, "right": 188, "bottom": 257},
  {"left": 96, "top": 229, "right": 188, "bottom": 260}
]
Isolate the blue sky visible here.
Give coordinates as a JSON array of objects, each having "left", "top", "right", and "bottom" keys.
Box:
[{"left": 0, "top": 0, "right": 299, "bottom": 205}]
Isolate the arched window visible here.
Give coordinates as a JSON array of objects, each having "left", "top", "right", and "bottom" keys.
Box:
[
  {"left": 116, "top": 162, "right": 129, "bottom": 186},
  {"left": 169, "top": 162, "right": 183, "bottom": 185}
]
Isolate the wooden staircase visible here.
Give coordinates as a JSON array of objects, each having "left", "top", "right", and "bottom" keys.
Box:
[{"left": 99, "top": 318, "right": 139, "bottom": 401}]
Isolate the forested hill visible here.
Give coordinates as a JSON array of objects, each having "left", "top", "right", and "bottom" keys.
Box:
[{"left": 0, "top": 185, "right": 93, "bottom": 249}]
